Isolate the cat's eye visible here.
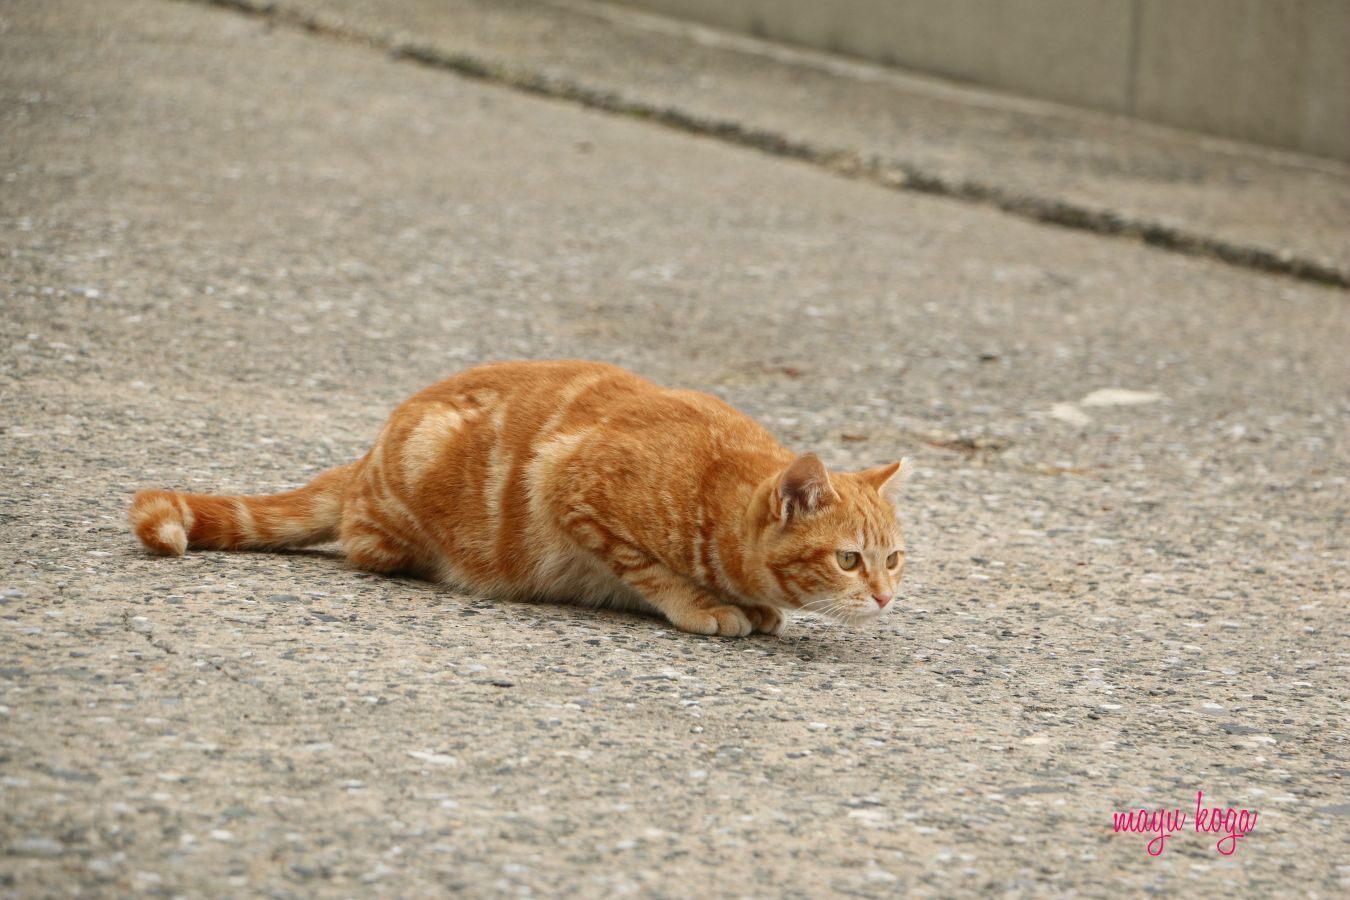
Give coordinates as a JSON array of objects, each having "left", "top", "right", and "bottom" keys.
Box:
[
  {"left": 886, "top": 551, "right": 901, "bottom": 569},
  {"left": 837, "top": 550, "right": 861, "bottom": 571}
]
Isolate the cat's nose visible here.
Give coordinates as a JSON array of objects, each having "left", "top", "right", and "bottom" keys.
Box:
[{"left": 872, "top": 593, "right": 892, "bottom": 609}]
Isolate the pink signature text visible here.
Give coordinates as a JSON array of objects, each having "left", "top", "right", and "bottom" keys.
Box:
[{"left": 1112, "top": 791, "right": 1258, "bottom": 856}]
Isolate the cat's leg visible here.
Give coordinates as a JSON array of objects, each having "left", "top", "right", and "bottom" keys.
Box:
[
  {"left": 741, "top": 604, "right": 784, "bottom": 636},
  {"left": 338, "top": 489, "right": 425, "bottom": 577},
  {"left": 560, "top": 515, "right": 776, "bottom": 636},
  {"left": 615, "top": 559, "right": 776, "bottom": 637},
  {"left": 631, "top": 568, "right": 751, "bottom": 636},
  {"left": 341, "top": 519, "right": 419, "bottom": 575}
]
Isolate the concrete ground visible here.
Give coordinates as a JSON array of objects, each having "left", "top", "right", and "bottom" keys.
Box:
[
  {"left": 200, "top": 0, "right": 1350, "bottom": 284},
  {"left": 1, "top": 0, "right": 1347, "bottom": 896}
]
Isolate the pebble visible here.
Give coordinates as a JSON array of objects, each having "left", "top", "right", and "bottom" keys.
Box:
[{"left": 10, "top": 836, "right": 64, "bottom": 856}]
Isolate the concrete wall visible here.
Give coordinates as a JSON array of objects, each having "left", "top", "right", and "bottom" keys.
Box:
[{"left": 612, "top": 0, "right": 1350, "bottom": 161}]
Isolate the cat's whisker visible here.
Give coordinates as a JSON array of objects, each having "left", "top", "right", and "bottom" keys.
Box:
[{"left": 810, "top": 600, "right": 850, "bottom": 633}]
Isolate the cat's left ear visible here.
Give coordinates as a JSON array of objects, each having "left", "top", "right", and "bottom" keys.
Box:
[
  {"left": 859, "top": 458, "right": 911, "bottom": 506},
  {"left": 776, "top": 452, "right": 838, "bottom": 524}
]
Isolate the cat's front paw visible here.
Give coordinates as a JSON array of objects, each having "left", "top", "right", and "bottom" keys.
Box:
[
  {"left": 742, "top": 604, "right": 784, "bottom": 636},
  {"left": 672, "top": 603, "right": 754, "bottom": 637}
]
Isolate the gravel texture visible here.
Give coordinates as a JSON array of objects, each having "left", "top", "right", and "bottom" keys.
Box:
[{"left": 1, "top": 0, "right": 1347, "bottom": 895}]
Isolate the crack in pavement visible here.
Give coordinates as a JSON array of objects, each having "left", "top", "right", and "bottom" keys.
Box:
[{"left": 121, "top": 608, "right": 291, "bottom": 709}]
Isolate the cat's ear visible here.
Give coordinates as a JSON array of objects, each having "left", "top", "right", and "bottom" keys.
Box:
[
  {"left": 776, "top": 453, "right": 838, "bottom": 524},
  {"left": 859, "top": 458, "right": 911, "bottom": 506}
]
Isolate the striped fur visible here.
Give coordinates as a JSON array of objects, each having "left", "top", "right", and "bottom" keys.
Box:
[{"left": 130, "top": 361, "right": 909, "bottom": 635}]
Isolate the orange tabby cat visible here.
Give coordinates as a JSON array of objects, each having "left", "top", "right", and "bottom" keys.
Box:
[{"left": 130, "top": 360, "right": 908, "bottom": 636}]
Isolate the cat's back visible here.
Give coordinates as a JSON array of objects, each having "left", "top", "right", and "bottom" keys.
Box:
[
  {"left": 406, "top": 359, "right": 649, "bottom": 411},
  {"left": 385, "top": 359, "right": 659, "bottom": 498},
  {"left": 387, "top": 360, "right": 785, "bottom": 490},
  {"left": 401, "top": 359, "right": 769, "bottom": 444}
]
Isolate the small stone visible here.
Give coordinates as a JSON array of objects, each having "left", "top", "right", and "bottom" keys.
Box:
[
  {"left": 11, "top": 836, "right": 64, "bottom": 856},
  {"left": 1079, "top": 388, "right": 1162, "bottom": 406},
  {"left": 1049, "top": 403, "right": 1091, "bottom": 426}
]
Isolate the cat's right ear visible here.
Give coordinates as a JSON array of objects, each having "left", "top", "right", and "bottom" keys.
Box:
[
  {"left": 775, "top": 453, "right": 838, "bottom": 524},
  {"left": 859, "top": 457, "right": 912, "bottom": 506}
]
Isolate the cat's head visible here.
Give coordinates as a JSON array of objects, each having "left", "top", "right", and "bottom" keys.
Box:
[{"left": 759, "top": 453, "right": 909, "bottom": 624}]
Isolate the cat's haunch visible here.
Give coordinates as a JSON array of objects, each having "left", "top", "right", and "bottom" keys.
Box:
[{"left": 130, "top": 360, "right": 909, "bottom": 636}]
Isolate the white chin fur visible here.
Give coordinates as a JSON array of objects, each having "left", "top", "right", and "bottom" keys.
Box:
[{"left": 848, "top": 604, "right": 885, "bottom": 624}]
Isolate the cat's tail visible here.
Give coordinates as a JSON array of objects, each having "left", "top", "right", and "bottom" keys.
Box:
[{"left": 129, "top": 463, "right": 357, "bottom": 557}]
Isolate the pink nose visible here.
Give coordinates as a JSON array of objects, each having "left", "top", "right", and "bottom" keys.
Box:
[{"left": 873, "top": 593, "right": 892, "bottom": 609}]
